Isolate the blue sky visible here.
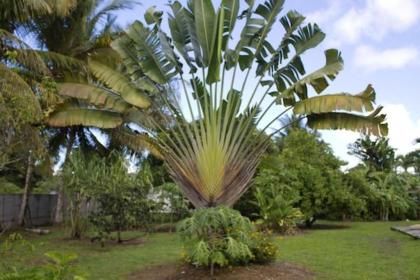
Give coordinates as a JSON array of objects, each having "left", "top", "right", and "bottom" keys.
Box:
[{"left": 114, "top": 0, "right": 420, "bottom": 168}]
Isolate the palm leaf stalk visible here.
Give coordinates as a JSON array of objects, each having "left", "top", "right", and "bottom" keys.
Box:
[{"left": 114, "top": 0, "right": 387, "bottom": 208}]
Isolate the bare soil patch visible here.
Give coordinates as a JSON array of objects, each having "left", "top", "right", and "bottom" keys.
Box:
[
  {"left": 57, "top": 236, "right": 146, "bottom": 247},
  {"left": 127, "top": 262, "right": 315, "bottom": 280}
]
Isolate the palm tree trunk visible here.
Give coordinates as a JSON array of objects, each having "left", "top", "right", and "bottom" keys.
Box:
[
  {"left": 18, "top": 152, "right": 33, "bottom": 226},
  {"left": 54, "top": 130, "right": 75, "bottom": 224}
]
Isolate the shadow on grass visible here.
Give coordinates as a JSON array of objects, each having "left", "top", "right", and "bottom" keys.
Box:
[{"left": 299, "top": 223, "right": 351, "bottom": 231}]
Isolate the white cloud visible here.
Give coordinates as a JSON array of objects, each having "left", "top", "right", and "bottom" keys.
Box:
[
  {"left": 354, "top": 45, "right": 418, "bottom": 71},
  {"left": 383, "top": 104, "right": 420, "bottom": 155},
  {"left": 321, "top": 130, "right": 360, "bottom": 169},
  {"left": 305, "top": 0, "right": 343, "bottom": 25},
  {"left": 334, "top": 0, "right": 420, "bottom": 44}
]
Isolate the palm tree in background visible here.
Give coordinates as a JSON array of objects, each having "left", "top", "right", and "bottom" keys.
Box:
[
  {"left": 28, "top": 0, "right": 163, "bottom": 162},
  {"left": 0, "top": 0, "right": 77, "bottom": 225},
  {"left": 1, "top": 0, "right": 165, "bottom": 224},
  {"left": 349, "top": 136, "right": 395, "bottom": 172}
]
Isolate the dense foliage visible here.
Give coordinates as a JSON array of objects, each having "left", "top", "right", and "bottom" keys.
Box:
[
  {"left": 178, "top": 206, "right": 277, "bottom": 275},
  {"left": 62, "top": 151, "right": 155, "bottom": 241},
  {"left": 236, "top": 128, "right": 419, "bottom": 227},
  {"left": 62, "top": 151, "right": 99, "bottom": 239},
  {"left": 89, "top": 154, "right": 154, "bottom": 245},
  {"left": 255, "top": 186, "right": 304, "bottom": 233}
]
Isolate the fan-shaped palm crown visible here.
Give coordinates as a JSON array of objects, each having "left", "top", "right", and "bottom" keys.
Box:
[{"left": 118, "top": 0, "right": 388, "bottom": 207}]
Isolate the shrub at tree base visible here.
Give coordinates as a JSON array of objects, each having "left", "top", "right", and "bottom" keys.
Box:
[{"left": 177, "top": 206, "right": 277, "bottom": 275}]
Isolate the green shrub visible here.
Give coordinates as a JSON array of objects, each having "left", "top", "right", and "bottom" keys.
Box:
[
  {"left": 253, "top": 186, "right": 303, "bottom": 234},
  {"left": 0, "top": 177, "right": 21, "bottom": 194},
  {"left": 249, "top": 231, "right": 278, "bottom": 264},
  {"left": 88, "top": 154, "right": 154, "bottom": 245},
  {"left": 0, "top": 252, "right": 85, "bottom": 280},
  {"left": 178, "top": 206, "right": 277, "bottom": 275}
]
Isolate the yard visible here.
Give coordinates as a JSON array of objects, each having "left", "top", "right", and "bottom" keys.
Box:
[{"left": 2, "top": 221, "right": 419, "bottom": 279}]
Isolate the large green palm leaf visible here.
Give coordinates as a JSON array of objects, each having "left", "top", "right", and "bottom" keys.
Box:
[
  {"left": 89, "top": 60, "right": 151, "bottom": 108},
  {"left": 45, "top": 107, "right": 123, "bottom": 128},
  {"left": 57, "top": 82, "right": 131, "bottom": 113}
]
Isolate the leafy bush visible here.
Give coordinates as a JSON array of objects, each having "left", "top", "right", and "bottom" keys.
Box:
[
  {"left": 178, "top": 206, "right": 277, "bottom": 275},
  {"left": 249, "top": 231, "right": 277, "bottom": 264},
  {"left": 89, "top": 155, "right": 154, "bottom": 245},
  {"left": 253, "top": 186, "right": 303, "bottom": 234},
  {"left": 62, "top": 150, "right": 100, "bottom": 239},
  {"left": 0, "top": 252, "right": 85, "bottom": 280},
  {"left": 0, "top": 177, "right": 21, "bottom": 194}
]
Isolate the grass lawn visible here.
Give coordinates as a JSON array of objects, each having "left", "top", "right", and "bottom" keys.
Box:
[
  {"left": 1, "top": 221, "right": 419, "bottom": 279},
  {"left": 277, "top": 221, "right": 420, "bottom": 279}
]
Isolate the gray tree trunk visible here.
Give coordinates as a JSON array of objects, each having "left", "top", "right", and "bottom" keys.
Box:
[{"left": 18, "top": 152, "right": 33, "bottom": 226}]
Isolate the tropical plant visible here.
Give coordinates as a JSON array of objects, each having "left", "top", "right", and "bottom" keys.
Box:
[
  {"left": 369, "top": 171, "right": 412, "bottom": 221},
  {"left": 0, "top": 252, "right": 85, "bottom": 280},
  {"left": 89, "top": 153, "right": 154, "bottom": 245},
  {"left": 404, "top": 149, "right": 420, "bottom": 175},
  {"left": 0, "top": 233, "right": 85, "bottom": 279},
  {"left": 263, "top": 129, "right": 346, "bottom": 226},
  {"left": 111, "top": 0, "right": 387, "bottom": 208},
  {"left": 0, "top": 0, "right": 75, "bottom": 28},
  {"left": 62, "top": 150, "right": 100, "bottom": 239},
  {"left": 28, "top": 0, "right": 165, "bottom": 160},
  {"left": 253, "top": 185, "right": 303, "bottom": 233},
  {"left": 0, "top": 0, "right": 77, "bottom": 227},
  {"left": 0, "top": 38, "right": 57, "bottom": 226},
  {"left": 178, "top": 206, "right": 277, "bottom": 275},
  {"left": 349, "top": 136, "right": 395, "bottom": 172}
]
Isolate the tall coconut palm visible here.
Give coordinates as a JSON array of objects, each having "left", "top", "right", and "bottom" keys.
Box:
[
  {"left": 0, "top": 0, "right": 76, "bottom": 225},
  {"left": 0, "top": 0, "right": 75, "bottom": 31},
  {"left": 108, "top": 0, "right": 387, "bottom": 208},
  {"left": 25, "top": 0, "right": 167, "bottom": 161},
  {"left": 23, "top": 0, "right": 169, "bottom": 223}
]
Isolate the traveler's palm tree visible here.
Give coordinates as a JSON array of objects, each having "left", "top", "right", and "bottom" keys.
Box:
[{"left": 108, "top": 0, "right": 387, "bottom": 208}]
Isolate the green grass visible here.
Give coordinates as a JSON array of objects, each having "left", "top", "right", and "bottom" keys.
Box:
[
  {"left": 1, "top": 230, "right": 182, "bottom": 279},
  {"left": 1, "top": 221, "right": 419, "bottom": 279},
  {"left": 276, "top": 221, "right": 420, "bottom": 280}
]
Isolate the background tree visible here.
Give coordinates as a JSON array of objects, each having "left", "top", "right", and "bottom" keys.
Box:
[
  {"left": 368, "top": 172, "right": 412, "bottom": 221},
  {"left": 349, "top": 136, "right": 395, "bottom": 172},
  {"left": 276, "top": 129, "right": 346, "bottom": 226},
  {"left": 89, "top": 153, "right": 154, "bottom": 245},
  {"left": 62, "top": 150, "right": 100, "bottom": 239},
  {"left": 0, "top": 2, "right": 69, "bottom": 225}
]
